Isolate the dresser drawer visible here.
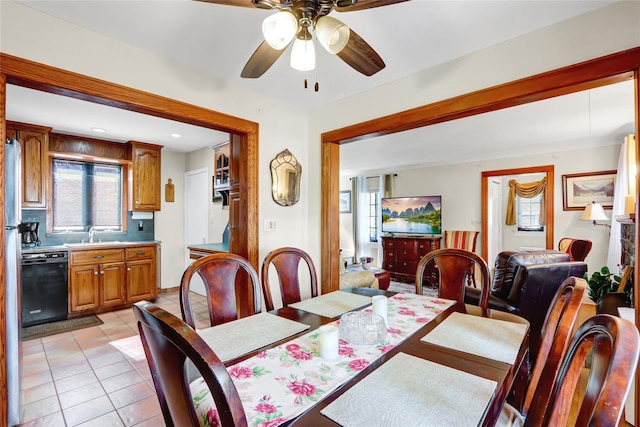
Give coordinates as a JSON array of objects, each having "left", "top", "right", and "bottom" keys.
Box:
[
  {"left": 126, "top": 246, "right": 155, "bottom": 260},
  {"left": 70, "top": 248, "right": 125, "bottom": 264}
]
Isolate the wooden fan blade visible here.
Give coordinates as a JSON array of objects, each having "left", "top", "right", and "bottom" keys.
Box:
[
  {"left": 336, "top": 29, "right": 385, "bottom": 76},
  {"left": 335, "top": 0, "right": 409, "bottom": 12},
  {"left": 241, "top": 41, "right": 288, "bottom": 78},
  {"left": 194, "top": 0, "right": 258, "bottom": 8},
  {"left": 194, "top": 0, "right": 290, "bottom": 9}
]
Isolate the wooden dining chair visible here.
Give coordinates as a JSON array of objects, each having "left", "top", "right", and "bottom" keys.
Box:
[
  {"left": 497, "top": 276, "right": 586, "bottom": 424},
  {"left": 415, "top": 248, "right": 491, "bottom": 307},
  {"left": 133, "top": 301, "right": 247, "bottom": 427},
  {"left": 261, "top": 247, "right": 318, "bottom": 311},
  {"left": 180, "top": 253, "right": 261, "bottom": 328},
  {"left": 502, "top": 314, "right": 639, "bottom": 427}
]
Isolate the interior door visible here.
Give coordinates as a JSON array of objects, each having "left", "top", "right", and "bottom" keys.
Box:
[
  {"left": 488, "top": 178, "right": 503, "bottom": 266},
  {"left": 185, "top": 167, "right": 209, "bottom": 295}
]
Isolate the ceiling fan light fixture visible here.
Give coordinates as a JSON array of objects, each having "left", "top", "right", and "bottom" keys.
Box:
[
  {"left": 315, "top": 16, "right": 350, "bottom": 54},
  {"left": 262, "top": 11, "right": 298, "bottom": 50},
  {"left": 290, "top": 31, "right": 316, "bottom": 71}
]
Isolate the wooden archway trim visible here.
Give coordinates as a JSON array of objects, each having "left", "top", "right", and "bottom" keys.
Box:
[
  {"left": 322, "top": 47, "right": 640, "bottom": 295},
  {"left": 0, "top": 54, "right": 260, "bottom": 423},
  {"left": 481, "top": 165, "right": 555, "bottom": 261},
  {"left": 321, "top": 47, "right": 640, "bottom": 426}
]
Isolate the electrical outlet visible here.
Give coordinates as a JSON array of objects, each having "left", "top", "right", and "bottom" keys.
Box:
[{"left": 263, "top": 219, "right": 277, "bottom": 231}]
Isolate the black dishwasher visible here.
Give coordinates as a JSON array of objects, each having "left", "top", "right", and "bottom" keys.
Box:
[{"left": 21, "top": 251, "right": 69, "bottom": 327}]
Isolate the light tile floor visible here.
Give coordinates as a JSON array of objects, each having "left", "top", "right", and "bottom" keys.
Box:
[{"left": 18, "top": 289, "right": 210, "bottom": 426}]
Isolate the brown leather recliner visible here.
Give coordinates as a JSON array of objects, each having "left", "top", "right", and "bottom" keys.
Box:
[
  {"left": 466, "top": 250, "right": 572, "bottom": 312},
  {"left": 467, "top": 250, "right": 588, "bottom": 361}
]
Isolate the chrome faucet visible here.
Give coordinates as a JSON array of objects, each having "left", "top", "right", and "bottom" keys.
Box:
[{"left": 88, "top": 226, "right": 97, "bottom": 243}]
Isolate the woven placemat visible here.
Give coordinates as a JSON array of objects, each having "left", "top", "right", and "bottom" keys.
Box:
[
  {"left": 421, "top": 312, "right": 528, "bottom": 364},
  {"left": 197, "top": 312, "right": 310, "bottom": 362},
  {"left": 289, "top": 291, "right": 372, "bottom": 318},
  {"left": 321, "top": 352, "right": 497, "bottom": 426}
]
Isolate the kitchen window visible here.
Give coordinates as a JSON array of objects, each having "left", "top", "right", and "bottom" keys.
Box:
[{"left": 52, "top": 159, "right": 123, "bottom": 232}]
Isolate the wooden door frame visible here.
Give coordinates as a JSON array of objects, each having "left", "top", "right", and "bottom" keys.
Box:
[
  {"left": 321, "top": 47, "right": 639, "bottom": 426},
  {"left": 0, "top": 54, "right": 259, "bottom": 422},
  {"left": 481, "top": 165, "right": 555, "bottom": 261}
]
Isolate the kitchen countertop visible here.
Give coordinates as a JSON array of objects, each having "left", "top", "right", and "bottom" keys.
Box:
[
  {"left": 187, "top": 242, "right": 229, "bottom": 253},
  {"left": 21, "top": 240, "right": 160, "bottom": 254}
]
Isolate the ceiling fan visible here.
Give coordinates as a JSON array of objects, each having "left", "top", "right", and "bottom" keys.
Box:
[{"left": 197, "top": 0, "right": 408, "bottom": 78}]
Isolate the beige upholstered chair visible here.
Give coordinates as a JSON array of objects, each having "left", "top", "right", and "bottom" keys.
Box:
[
  {"left": 339, "top": 260, "right": 379, "bottom": 289},
  {"left": 558, "top": 237, "right": 592, "bottom": 261}
]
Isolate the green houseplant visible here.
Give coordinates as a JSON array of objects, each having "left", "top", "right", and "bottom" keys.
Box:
[{"left": 584, "top": 266, "right": 622, "bottom": 304}]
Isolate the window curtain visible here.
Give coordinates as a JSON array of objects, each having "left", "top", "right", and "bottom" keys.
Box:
[
  {"left": 607, "top": 134, "right": 635, "bottom": 271},
  {"left": 505, "top": 177, "right": 547, "bottom": 225},
  {"left": 352, "top": 176, "right": 370, "bottom": 261},
  {"left": 377, "top": 174, "right": 393, "bottom": 265}
]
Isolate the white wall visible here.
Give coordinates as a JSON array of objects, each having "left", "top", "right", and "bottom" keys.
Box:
[
  {"left": 185, "top": 145, "right": 230, "bottom": 245},
  {"left": 1, "top": 1, "right": 311, "bottom": 281},
  {"left": 339, "top": 143, "right": 621, "bottom": 273},
  {"left": 2, "top": 0, "right": 638, "bottom": 280},
  {"left": 154, "top": 150, "right": 186, "bottom": 289},
  {"left": 310, "top": 0, "right": 638, "bottom": 274}
]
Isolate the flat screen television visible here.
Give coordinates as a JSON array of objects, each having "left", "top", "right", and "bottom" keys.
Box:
[{"left": 381, "top": 196, "right": 442, "bottom": 235}]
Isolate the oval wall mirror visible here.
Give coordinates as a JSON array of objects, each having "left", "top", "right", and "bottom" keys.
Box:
[{"left": 270, "top": 149, "right": 302, "bottom": 206}]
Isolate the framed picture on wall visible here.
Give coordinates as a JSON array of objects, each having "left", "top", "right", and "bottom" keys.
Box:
[
  {"left": 562, "top": 170, "right": 616, "bottom": 211},
  {"left": 339, "top": 190, "right": 352, "bottom": 213}
]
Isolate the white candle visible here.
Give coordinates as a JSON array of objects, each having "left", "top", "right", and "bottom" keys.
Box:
[
  {"left": 372, "top": 295, "right": 388, "bottom": 325},
  {"left": 318, "top": 324, "right": 339, "bottom": 360}
]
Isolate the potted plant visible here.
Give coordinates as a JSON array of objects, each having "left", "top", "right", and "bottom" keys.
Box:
[
  {"left": 360, "top": 256, "right": 374, "bottom": 270},
  {"left": 584, "top": 266, "right": 622, "bottom": 305}
]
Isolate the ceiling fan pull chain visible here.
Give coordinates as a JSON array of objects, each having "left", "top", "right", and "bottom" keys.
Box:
[{"left": 314, "top": 57, "right": 319, "bottom": 92}]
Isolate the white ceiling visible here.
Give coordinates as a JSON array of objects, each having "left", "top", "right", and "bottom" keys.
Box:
[
  {"left": 340, "top": 80, "right": 637, "bottom": 175},
  {"left": 6, "top": 85, "right": 230, "bottom": 153},
  {"left": 15, "top": 0, "right": 615, "bottom": 109},
  {"left": 5, "top": 0, "right": 635, "bottom": 163}
]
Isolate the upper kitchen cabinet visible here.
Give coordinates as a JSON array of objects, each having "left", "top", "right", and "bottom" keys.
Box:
[
  {"left": 127, "top": 141, "right": 163, "bottom": 211},
  {"left": 214, "top": 142, "right": 230, "bottom": 191},
  {"left": 6, "top": 121, "right": 51, "bottom": 209}
]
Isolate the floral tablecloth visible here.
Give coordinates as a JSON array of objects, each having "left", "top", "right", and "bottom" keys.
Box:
[{"left": 190, "top": 292, "right": 455, "bottom": 427}]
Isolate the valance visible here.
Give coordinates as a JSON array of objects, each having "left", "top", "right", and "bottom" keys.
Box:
[{"left": 506, "top": 177, "right": 546, "bottom": 225}]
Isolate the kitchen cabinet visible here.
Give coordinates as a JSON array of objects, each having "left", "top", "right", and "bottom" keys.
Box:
[
  {"left": 6, "top": 121, "right": 51, "bottom": 209},
  {"left": 128, "top": 141, "right": 162, "bottom": 211},
  {"left": 214, "top": 143, "right": 230, "bottom": 190},
  {"left": 68, "top": 243, "right": 158, "bottom": 313},
  {"left": 69, "top": 248, "right": 126, "bottom": 312},
  {"left": 381, "top": 236, "right": 441, "bottom": 284},
  {"left": 125, "top": 245, "right": 157, "bottom": 301}
]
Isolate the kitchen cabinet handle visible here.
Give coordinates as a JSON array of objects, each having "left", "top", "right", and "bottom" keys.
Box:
[
  {"left": 94, "top": 255, "right": 104, "bottom": 259},
  {"left": 100, "top": 271, "right": 104, "bottom": 275},
  {"left": 94, "top": 271, "right": 98, "bottom": 275},
  {"left": 127, "top": 268, "right": 131, "bottom": 271},
  {"left": 136, "top": 251, "right": 145, "bottom": 255}
]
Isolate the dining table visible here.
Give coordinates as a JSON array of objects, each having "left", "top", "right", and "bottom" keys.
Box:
[{"left": 190, "top": 287, "right": 529, "bottom": 427}]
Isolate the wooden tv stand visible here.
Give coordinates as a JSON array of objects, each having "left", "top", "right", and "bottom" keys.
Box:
[{"left": 381, "top": 236, "right": 441, "bottom": 284}]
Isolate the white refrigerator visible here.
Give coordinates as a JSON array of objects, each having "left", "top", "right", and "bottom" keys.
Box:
[{"left": 5, "top": 139, "right": 21, "bottom": 426}]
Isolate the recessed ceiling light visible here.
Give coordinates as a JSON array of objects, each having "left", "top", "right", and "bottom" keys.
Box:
[
  {"left": 91, "top": 127, "right": 107, "bottom": 133},
  {"left": 170, "top": 133, "right": 182, "bottom": 138}
]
